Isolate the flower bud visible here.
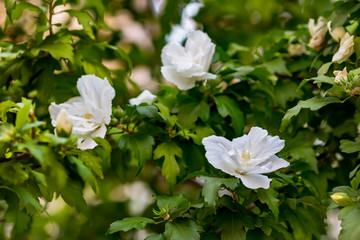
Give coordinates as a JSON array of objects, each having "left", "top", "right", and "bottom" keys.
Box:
[
  {"left": 114, "top": 107, "right": 124, "bottom": 119},
  {"left": 56, "top": 109, "right": 73, "bottom": 137},
  {"left": 331, "top": 193, "right": 353, "bottom": 207},
  {"left": 333, "top": 67, "right": 347, "bottom": 84}
]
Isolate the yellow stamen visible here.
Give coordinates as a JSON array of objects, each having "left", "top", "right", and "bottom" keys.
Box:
[
  {"left": 83, "top": 113, "right": 94, "bottom": 119},
  {"left": 241, "top": 152, "right": 251, "bottom": 161}
]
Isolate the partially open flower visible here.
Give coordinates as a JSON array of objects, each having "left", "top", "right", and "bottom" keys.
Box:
[
  {"left": 308, "top": 17, "right": 328, "bottom": 50},
  {"left": 288, "top": 42, "right": 306, "bottom": 57},
  {"left": 327, "top": 22, "right": 346, "bottom": 42},
  {"left": 332, "top": 33, "right": 354, "bottom": 62},
  {"left": 202, "top": 127, "right": 289, "bottom": 189},
  {"left": 49, "top": 75, "right": 115, "bottom": 150},
  {"left": 333, "top": 67, "right": 348, "bottom": 84},
  {"left": 129, "top": 90, "right": 156, "bottom": 105},
  {"left": 55, "top": 109, "right": 73, "bottom": 137},
  {"left": 161, "top": 30, "right": 216, "bottom": 90}
]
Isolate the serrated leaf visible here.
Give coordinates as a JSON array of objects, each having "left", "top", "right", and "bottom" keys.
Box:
[
  {"left": 340, "top": 138, "right": 360, "bottom": 153},
  {"left": 37, "top": 41, "right": 74, "bottom": 61},
  {"left": 200, "top": 177, "right": 239, "bottom": 207},
  {"left": 257, "top": 187, "right": 280, "bottom": 222},
  {"left": 339, "top": 204, "right": 360, "bottom": 240},
  {"left": 164, "top": 219, "right": 201, "bottom": 240},
  {"left": 154, "top": 142, "right": 182, "bottom": 190},
  {"left": 263, "top": 58, "right": 292, "bottom": 77},
  {"left": 119, "top": 133, "right": 154, "bottom": 171},
  {"left": 107, "top": 217, "right": 155, "bottom": 234},
  {"left": 61, "top": 181, "right": 88, "bottom": 215},
  {"left": 69, "top": 156, "right": 98, "bottom": 192},
  {"left": 79, "top": 151, "right": 103, "bottom": 179},
  {"left": 11, "top": 2, "right": 41, "bottom": 21},
  {"left": 280, "top": 97, "right": 341, "bottom": 132},
  {"left": 214, "top": 95, "right": 245, "bottom": 137},
  {"left": 18, "top": 143, "right": 54, "bottom": 167},
  {"left": 178, "top": 100, "right": 210, "bottom": 129},
  {"left": 11, "top": 186, "right": 42, "bottom": 213},
  {"left": 156, "top": 194, "right": 190, "bottom": 219},
  {"left": 0, "top": 161, "right": 28, "bottom": 185},
  {"left": 66, "top": 10, "right": 95, "bottom": 38}
]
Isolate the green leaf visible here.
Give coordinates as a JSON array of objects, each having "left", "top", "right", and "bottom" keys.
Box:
[
  {"left": 145, "top": 234, "right": 165, "bottom": 240},
  {"left": 200, "top": 177, "right": 239, "bottom": 207},
  {"left": 156, "top": 195, "right": 191, "bottom": 220},
  {"left": 214, "top": 95, "right": 245, "bottom": 136},
  {"left": 317, "top": 62, "right": 333, "bottom": 76},
  {"left": 219, "top": 211, "right": 246, "bottom": 240},
  {"left": 119, "top": 133, "right": 155, "bottom": 171},
  {"left": 5, "top": 0, "right": 16, "bottom": 21},
  {"left": 106, "top": 45, "right": 133, "bottom": 71},
  {"left": 18, "top": 143, "right": 54, "bottom": 167},
  {"left": 107, "top": 217, "right": 155, "bottom": 234},
  {"left": 11, "top": 186, "right": 42, "bottom": 213},
  {"left": 164, "top": 219, "right": 201, "bottom": 240},
  {"left": 154, "top": 142, "right": 182, "bottom": 190},
  {"left": 340, "top": 138, "right": 360, "bottom": 153},
  {"left": 78, "top": 151, "right": 104, "bottom": 179},
  {"left": 178, "top": 100, "right": 210, "bottom": 129},
  {"left": 339, "top": 204, "right": 360, "bottom": 240},
  {"left": 257, "top": 187, "right": 280, "bottom": 222},
  {"left": 136, "top": 105, "right": 159, "bottom": 118},
  {"left": 280, "top": 97, "right": 341, "bottom": 132},
  {"left": 69, "top": 156, "right": 98, "bottom": 192},
  {"left": 15, "top": 98, "right": 32, "bottom": 131},
  {"left": 66, "top": 10, "right": 95, "bottom": 38},
  {"left": 11, "top": 2, "right": 41, "bottom": 21},
  {"left": 0, "top": 100, "right": 17, "bottom": 122},
  {"left": 61, "top": 181, "right": 88, "bottom": 215},
  {"left": 289, "top": 146, "right": 318, "bottom": 173},
  {"left": 0, "top": 161, "right": 28, "bottom": 185},
  {"left": 37, "top": 41, "right": 74, "bottom": 61},
  {"left": 263, "top": 58, "right": 292, "bottom": 77},
  {"left": 350, "top": 169, "right": 360, "bottom": 190}
]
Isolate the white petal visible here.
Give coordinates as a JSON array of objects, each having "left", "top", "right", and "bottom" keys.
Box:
[
  {"left": 161, "top": 43, "right": 188, "bottom": 66},
  {"left": 202, "top": 135, "right": 239, "bottom": 175},
  {"left": 129, "top": 90, "right": 156, "bottom": 105},
  {"left": 247, "top": 127, "right": 285, "bottom": 162},
  {"left": 161, "top": 66, "right": 196, "bottom": 90},
  {"left": 77, "top": 75, "right": 115, "bottom": 124},
  {"left": 238, "top": 174, "right": 271, "bottom": 189},
  {"left": 77, "top": 124, "right": 107, "bottom": 150},
  {"left": 246, "top": 155, "right": 289, "bottom": 174}
]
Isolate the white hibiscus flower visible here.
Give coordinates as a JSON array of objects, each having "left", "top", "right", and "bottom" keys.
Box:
[
  {"left": 49, "top": 75, "right": 115, "bottom": 150},
  {"left": 202, "top": 127, "right": 289, "bottom": 189},
  {"left": 161, "top": 30, "right": 216, "bottom": 90},
  {"left": 129, "top": 90, "right": 156, "bottom": 105}
]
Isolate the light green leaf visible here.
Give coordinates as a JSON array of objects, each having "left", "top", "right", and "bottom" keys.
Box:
[
  {"left": 66, "top": 10, "right": 95, "bottom": 37},
  {"left": 317, "top": 62, "right": 333, "bottom": 76},
  {"left": 154, "top": 142, "right": 182, "bottom": 190},
  {"left": 214, "top": 95, "right": 245, "bottom": 137},
  {"left": 200, "top": 177, "right": 239, "bottom": 207},
  {"left": 263, "top": 58, "right": 292, "bottom": 77},
  {"left": 11, "top": 2, "right": 41, "bottom": 21},
  {"left": 136, "top": 105, "right": 159, "bottom": 118},
  {"left": 79, "top": 151, "right": 103, "bottom": 179},
  {"left": 0, "top": 100, "right": 17, "bottom": 122},
  {"left": 280, "top": 97, "right": 341, "bottom": 132},
  {"left": 37, "top": 41, "right": 74, "bottom": 61},
  {"left": 340, "top": 138, "right": 360, "bottom": 153},
  {"left": 69, "top": 156, "right": 98, "bottom": 192},
  {"left": 339, "top": 204, "right": 360, "bottom": 240},
  {"left": 12, "top": 186, "right": 42, "bottom": 212},
  {"left": 257, "top": 187, "right": 280, "bottom": 222},
  {"left": 15, "top": 98, "right": 31, "bottom": 131},
  {"left": 164, "top": 219, "right": 201, "bottom": 240},
  {"left": 156, "top": 194, "right": 190, "bottom": 220},
  {"left": 107, "top": 217, "right": 155, "bottom": 234},
  {"left": 145, "top": 234, "right": 165, "bottom": 240}
]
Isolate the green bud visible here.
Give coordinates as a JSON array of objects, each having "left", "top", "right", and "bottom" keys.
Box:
[
  {"left": 331, "top": 193, "right": 353, "bottom": 207},
  {"left": 110, "top": 117, "right": 118, "bottom": 126},
  {"left": 114, "top": 107, "right": 124, "bottom": 119}
]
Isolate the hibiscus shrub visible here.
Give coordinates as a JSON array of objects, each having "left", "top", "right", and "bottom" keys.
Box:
[{"left": 1, "top": 0, "right": 360, "bottom": 239}]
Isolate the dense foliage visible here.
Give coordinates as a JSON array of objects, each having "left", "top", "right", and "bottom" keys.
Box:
[{"left": 1, "top": 0, "right": 360, "bottom": 239}]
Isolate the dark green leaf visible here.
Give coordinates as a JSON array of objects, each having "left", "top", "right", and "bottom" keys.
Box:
[
  {"left": 200, "top": 177, "right": 239, "bottom": 207},
  {"left": 164, "top": 219, "right": 201, "bottom": 240},
  {"left": 178, "top": 100, "right": 210, "bottom": 129},
  {"left": 257, "top": 187, "right": 280, "bottom": 222}
]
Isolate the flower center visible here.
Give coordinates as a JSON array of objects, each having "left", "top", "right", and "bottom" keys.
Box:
[
  {"left": 83, "top": 113, "right": 94, "bottom": 120},
  {"left": 241, "top": 152, "right": 251, "bottom": 161}
]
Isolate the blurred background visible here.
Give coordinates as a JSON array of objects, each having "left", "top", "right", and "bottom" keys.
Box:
[{"left": 0, "top": 0, "right": 333, "bottom": 239}]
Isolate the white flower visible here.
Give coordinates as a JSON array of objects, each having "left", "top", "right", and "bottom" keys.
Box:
[
  {"left": 55, "top": 109, "right": 73, "bottom": 137},
  {"left": 129, "top": 90, "right": 156, "bottom": 105},
  {"left": 49, "top": 75, "right": 115, "bottom": 150},
  {"left": 327, "top": 22, "right": 346, "bottom": 42},
  {"left": 287, "top": 42, "right": 306, "bottom": 57},
  {"left": 308, "top": 17, "right": 328, "bottom": 50},
  {"left": 332, "top": 33, "right": 354, "bottom": 62},
  {"left": 161, "top": 30, "right": 216, "bottom": 90},
  {"left": 202, "top": 127, "right": 289, "bottom": 189},
  {"left": 333, "top": 67, "right": 348, "bottom": 84}
]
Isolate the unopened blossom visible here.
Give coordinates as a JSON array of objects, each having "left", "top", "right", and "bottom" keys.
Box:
[
  {"left": 55, "top": 109, "right": 73, "bottom": 137},
  {"left": 202, "top": 127, "right": 289, "bottom": 189},
  {"left": 308, "top": 17, "right": 328, "bottom": 50},
  {"left": 129, "top": 90, "right": 156, "bottom": 105},
  {"left": 327, "top": 22, "right": 346, "bottom": 42},
  {"left": 161, "top": 30, "right": 216, "bottom": 90},
  {"left": 49, "top": 75, "right": 115, "bottom": 150},
  {"left": 332, "top": 32, "right": 354, "bottom": 62},
  {"left": 287, "top": 42, "right": 306, "bottom": 57},
  {"left": 333, "top": 67, "right": 348, "bottom": 84}
]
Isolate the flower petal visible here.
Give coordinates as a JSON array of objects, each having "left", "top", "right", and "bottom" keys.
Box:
[
  {"left": 129, "top": 90, "right": 156, "bottom": 105},
  {"left": 161, "top": 66, "right": 196, "bottom": 90},
  {"left": 246, "top": 155, "right": 289, "bottom": 174},
  {"left": 237, "top": 174, "right": 271, "bottom": 189},
  {"left": 247, "top": 127, "right": 284, "bottom": 162},
  {"left": 77, "top": 124, "right": 107, "bottom": 150},
  {"left": 202, "top": 135, "right": 239, "bottom": 175}
]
